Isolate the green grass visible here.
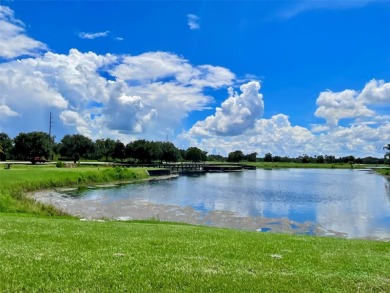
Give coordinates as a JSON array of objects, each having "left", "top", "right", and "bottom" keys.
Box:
[
  {"left": 376, "top": 168, "right": 390, "bottom": 176},
  {"left": 0, "top": 165, "right": 149, "bottom": 215},
  {"left": 0, "top": 213, "right": 389, "bottom": 292}
]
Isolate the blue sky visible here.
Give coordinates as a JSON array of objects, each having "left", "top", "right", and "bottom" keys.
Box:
[{"left": 0, "top": 0, "right": 389, "bottom": 157}]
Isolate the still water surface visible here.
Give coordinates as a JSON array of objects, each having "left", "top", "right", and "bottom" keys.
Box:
[{"left": 38, "top": 169, "right": 390, "bottom": 239}]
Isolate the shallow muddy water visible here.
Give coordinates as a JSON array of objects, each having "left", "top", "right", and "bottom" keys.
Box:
[{"left": 33, "top": 169, "right": 390, "bottom": 240}]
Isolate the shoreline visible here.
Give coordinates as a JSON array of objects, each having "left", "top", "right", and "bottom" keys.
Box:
[
  {"left": 29, "top": 173, "right": 179, "bottom": 195},
  {"left": 30, "top": 171, "right": 390, "bottom": 241}
]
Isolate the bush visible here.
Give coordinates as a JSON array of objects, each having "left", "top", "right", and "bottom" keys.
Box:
[{"left": 56, "top": 161, "right": 65, "bottom": 168}]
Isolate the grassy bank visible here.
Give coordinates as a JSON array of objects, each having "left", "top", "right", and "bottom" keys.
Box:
[
  {"left": 0, "top": 165, "right": 149, "bottom": 215},
  {"left": 376, "top": 168, "right": 390, "bottom": 176},
  {"left": 0, "top": 213, "right": 389, "bottom": 292}
]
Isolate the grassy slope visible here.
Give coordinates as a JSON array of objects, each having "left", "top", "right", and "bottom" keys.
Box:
[
  {"left": 1, "top": 213, "right": 389, "bottom": 292},
  {"left": 0, "top": 165, "right": 149, "bottom": 214}
]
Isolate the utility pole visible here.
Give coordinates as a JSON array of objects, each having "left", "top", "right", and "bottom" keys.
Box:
[
  {"left": 49, "top": 112, "right": 54, "bottom": 160},
  {"left": 49, "top": 112, "right": 53, "bottom": 138}
]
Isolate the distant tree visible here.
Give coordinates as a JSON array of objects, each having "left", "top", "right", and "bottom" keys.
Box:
[
  {"left": 149, "top": 141, "right": 162, "bottom": 162},
  {"left": 185, "top": 147, "right": 206, "bottom": 162},
  {"left": 264, "top": 153, "right": 273, "bottom": 162},
  {"left": 95, "top": 138, "right": 116, "bottom": 161},
  {"left": 159, "top": 142, "right": 179, "bottom": 163},
  {"left": 301, "top": 154, "right": 311, "bottom": 163},
  {"left": 227, "top": 150, "right": 244, "bottom": 162},
  {"left": 362, "top": 156, "right": 380, "bottom": 165},
  {"left": 208, "top": 154, "right": 225, "bottom": 162},
  {"left": 341, "top": 155, "right": 355, "bottom": 164},
  {"left": 0, "top": 132, "right": 13, "bottom": 161},
  {"left": 355, "top": 157, "right": 364, "bottom": 164},
  {"left": 384, "top": 144, "right": 390, "bottom": 165},
  {"left": 273, "top": 156, "right": 282, "bottom": 162},
  {"left": 13, "top": 132, "right": 53, "bottom": 161},
  {"left": 178, "top": 149, "right": 187, "bottom": 162},
  {"left": 325, "top": 155, "right": 335, "bottom": 163},
  {"left": 316, "top": 155, "right": 325, "bottom": 164},
  {"left": 125, "top": 143, "right": 135, "bottom": 162},
  {"left": 112, "top": 140, "right": 126, "bottom": 162},
  {"left": 59, "top": 134, "right": 94, "bottom": 163},
  {"left": 130, "top": 140, "right": 153, "bottom": 163},
  {"left": 246, "top": 152, "right": 257, "bottom": 162}
]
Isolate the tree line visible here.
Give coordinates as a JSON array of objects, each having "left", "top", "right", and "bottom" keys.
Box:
[
  {"left": 0, "top": 132, "right": 208, "bottom": 164},
  {"left": 0, "top": 131, "right": 388, "bottom": 165}
]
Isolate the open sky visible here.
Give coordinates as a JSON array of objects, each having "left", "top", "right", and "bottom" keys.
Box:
[{"left": 0, "top": 0, "right": 389, "bottom": 157}]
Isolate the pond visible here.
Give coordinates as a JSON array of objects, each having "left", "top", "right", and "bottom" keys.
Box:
[{"left": 34, "top": 169, "right": 390, "bottom": 240}]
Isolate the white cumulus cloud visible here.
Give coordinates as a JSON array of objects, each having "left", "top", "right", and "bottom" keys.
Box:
[
  {"left": 357, "top": 79, "right": 390, "bottom": 105},
  {"left": 110, "top": 51, "right": 234, "bottom": 88},
  {"left": 314, "top": 89, "right": 374, "bottom": 127},
  {"left": 0, "top": 5, "right": 47, "bottom": 59},
  {"left": 0, "top": 104, "right": 19, "bottom": 117},
  {"left": 189, "top": 81, "right": 264, "bottom": 137},
  {"left": 60, "top": 110, "right": 91, "bottom": 136},
  {"left": 183, "top": 78, "right": 390, "bottom": 158}
]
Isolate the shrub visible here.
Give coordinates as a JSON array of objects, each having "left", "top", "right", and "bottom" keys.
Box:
[{"left": 56, "top": 161, "right": 65, "bottom": 168}]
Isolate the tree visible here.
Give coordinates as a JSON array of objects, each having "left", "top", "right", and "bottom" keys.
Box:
[
  {"left": 159, "top": 142, "right": 179, "bottom": 163},
  {"left": 0, "top": 132, "right": 13, "bottom": 161},
  {"left": 246, "top": 152, "right": 257, "bottom": 162},
  {"left": 129, "top": 140, "right": 154, "bottom": 163},
  {"left": 273, "top": 156, "right": 282, "bottom": 162},
  {"left": 112, "top": 140, "right": 126, "bottom": 162},
  {"left": 12, "top": 132, "right": 53, "bottom": 161},
  {"left": 300, "top": 154, "right": 311, "bottom": 163},
  {"left": 208, "top": 154, "right": 225, "bottom": 162},
  {"left": 227, "top": 150, "right": 244, "bottom": 162},
  {"left": 384, "top": 144, "right": 390, "bottom": 165},
  {"left": 316, "top": 155, "right": 325, "bottom": 164},
  {"left": 59, "top": 134, "right": 94, "bottom": 163},
  {"left": 185, "top": 147, "right": 206, "bottom": 162},
  {"left": 179, "top": 149, "right": 187, "bottom": 161},
  {"left": 125, "top": 143, "right": 135, "bottom": 162},
  {"left": 264, "top": 153, "right": 273, "bottom": 162},
  {"left": 95, "top": 138, "right": 116, "bottom": 161},
  {"left": 341, "top": 155, "right": 355, "bottom": 164},
  {"left": 325, "top": 155, "right": 335, "bottom": 163}
]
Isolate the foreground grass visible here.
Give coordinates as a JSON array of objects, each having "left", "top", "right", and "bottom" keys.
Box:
[
  {"left": 0, "top": 213, "right": 389, "bottom": 292},
  {"left": 0, "top": 165, "right": 149, "bottom": 215}
]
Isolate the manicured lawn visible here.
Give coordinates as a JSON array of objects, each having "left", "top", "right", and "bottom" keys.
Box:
[{"left": 0, "top": 213, "right": 389, "bottom": 292}]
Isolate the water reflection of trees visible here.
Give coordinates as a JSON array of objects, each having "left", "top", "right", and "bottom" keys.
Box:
[{"left": 386, "top": 178, "right": 390, "bottom": 202}]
